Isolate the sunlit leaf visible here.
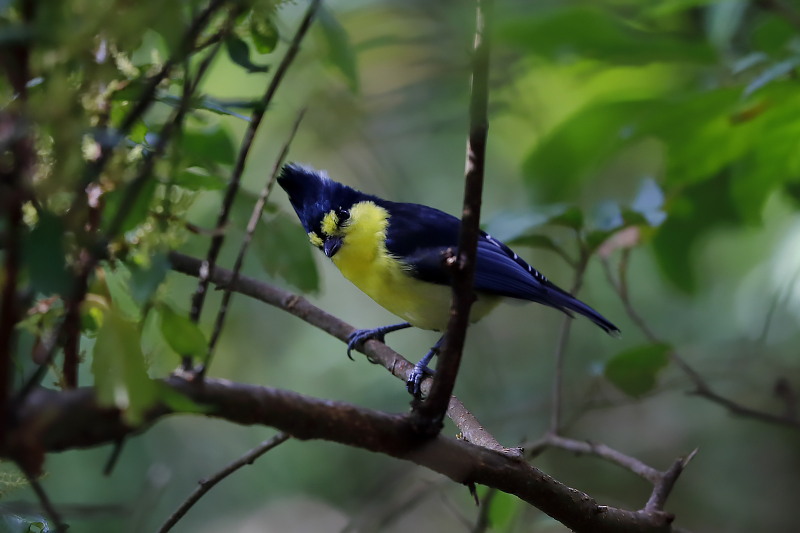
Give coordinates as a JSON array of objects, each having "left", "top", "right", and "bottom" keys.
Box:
[
  {"left": 23, "top": 211, "right": 71, "bottom": 296},
  {"left": 92, "top": 307, "right": 157, "bottom": 425},
  {"left": 498, "top": 7, "right": 714, "bottom": 65},
  {"left": 605, "top": 343, "right": 671, "bottom": 397},
  {"left": 254, "top": 212, "right": 319, "bottom": 294},
  {"left": 225, "top": 36, "right": 270, "bottom": 73},
  {"left": 158, "top": 303, "right": 207, "bottom": 359},
  {"left": 316, "top": 6, "right": 359, "bottom": 93}
]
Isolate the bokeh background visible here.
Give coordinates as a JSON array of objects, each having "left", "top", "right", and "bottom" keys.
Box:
[{"left": 6, "top": 0, "right": 800, "bottom": 532}]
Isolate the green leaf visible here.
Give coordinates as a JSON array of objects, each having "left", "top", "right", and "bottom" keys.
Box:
[
  {"left": 158, "top": 303, "right": 207, "bottom": 359},
  {"left": 506, "top": 233, "right": 560, "bottom": 252},
  {"left": 605, "top": 343, "right": 671, "bottom": 397},
  {"left": 548, "top": 206, "right": 583, "bottom": 230},
  {"left": 23, "top": 211, "right": 72, "bottom": 296},
  {"left": 182, "top": 124, "right": 236, "bottom": 167},
  {"left": 225, "top": 36, "right": 270, "bottom": 73},
  {"left": 743, "top": 57, "right": 800, "bottom": 98},
  {"left": 102, "top": 263, "right": 141, "bottom": 321},
  {"left": 652, "top": 173, "right": 742, "bottom": 292},
  {"left": 250, "top": 11, "right": 279, "bottom": 54},
  {"left": 522, "top": 100, "right": 654, "bottom": 201},
  {"left": 483, "top": 205, "right": 582, "bottom": 242},
  {"left": 101, "top": 176, "right": 158, "bottom": 235},
  {"left": 92, "top": 306, "right": 157, "bottom": 425},
  {"left": 752, "top": 15, "right": 796, "bottom": 56},
  {"left": 155, "top": 93, "right": 252, "bottom": 121},
  {"left": 175, "top": 167, "right": 226, "bottom": 191},
  {"left": 498, "top": 7, "right": 714, "bottom": 65},
  {"left": 316, "top": 6, "right": 359, "bottom": 93},
  {"left": 128, "top": 253, "right": 170, "bottom": 305},
  {"left": 254, "top": 212, "right": 320, "bottom": 294}
]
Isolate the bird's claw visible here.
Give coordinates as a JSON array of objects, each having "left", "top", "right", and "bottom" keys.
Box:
[
  {"left": 406, "top": 363, "right": 435, "bottom": 398},
  {"left": 346, "top": 329, "right": 386, "bottom": 360}
]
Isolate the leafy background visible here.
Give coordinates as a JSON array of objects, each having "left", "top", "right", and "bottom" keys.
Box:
[{"left": 5, "top": 0, "right": 800, "bottom": 531}]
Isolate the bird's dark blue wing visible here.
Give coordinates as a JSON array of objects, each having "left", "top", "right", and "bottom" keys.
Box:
[{"left": 380, "top": 200, "right": 619, "bottom": 335}]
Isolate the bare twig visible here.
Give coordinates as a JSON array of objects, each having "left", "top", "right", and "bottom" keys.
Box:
[
  {"left": 549, "top": 250, "right": 588, "bottom": 435},
  {"left": 22, "top": 469, "right": 67, "bottom": 533},
  {"left": 157, "top": 433, "right": 290, "bottom": 533},
  {"left": 200, "top": 108, "right": 307, "bottom": 375},
  {"left": 422, "top": 0, "right": 493, "bottom": 428},
  {"left": 10, "top": 378, "right": 688, "bottom": 533},
  {"left": 523, "top": 434, "right": 660, "bottom": 484},
  {"left": 187, "top": 0, "right": 322, "bottom": 363},
  {"left": 644, "top": 449, "right": 697, "bottom": 513},
  {"left": 472, "top": 487, "right": 497, "bottom": 533},
  {"left": 169, "top": 252, "right": 522, "bottom": 458},
  {"left": 601, "top": 254, "right": 800, "bottom": 430}
]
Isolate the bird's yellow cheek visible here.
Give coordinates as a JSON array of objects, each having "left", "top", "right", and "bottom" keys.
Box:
[{"left": 308, "top": 232, "right": 324, "bottom": 248}]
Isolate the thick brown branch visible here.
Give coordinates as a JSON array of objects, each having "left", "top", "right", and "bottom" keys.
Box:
[
  {"left": 169, "top": 251, "right": 521, "bottom": 458},
  {"left": 201, "top": 109, "right": 306, "bottom": 374},
  {"left": 157, "top": 433, "right": 290, "bottom": 533},
  {"left": 187, "top": 0, "right": 321, "bottom": 340},
  {"left": 9, "top": 378, "right": 684, "bottom": 533},
  {"left": 422, "top": 0, "right": 492, "bottom": 426}
]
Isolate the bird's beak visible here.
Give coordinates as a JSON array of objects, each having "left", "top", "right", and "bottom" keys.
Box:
[{"left": 324, "top": 236, "right": 343, "bottom": 258}]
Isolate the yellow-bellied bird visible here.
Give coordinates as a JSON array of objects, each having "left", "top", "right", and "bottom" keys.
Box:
[{"left": 278, "top": 164, "right": 619, "bottom": 395}]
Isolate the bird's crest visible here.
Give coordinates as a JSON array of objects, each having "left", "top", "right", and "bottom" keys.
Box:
[{"left": 278, "top": 163, "right": 364, "bottom": 236}]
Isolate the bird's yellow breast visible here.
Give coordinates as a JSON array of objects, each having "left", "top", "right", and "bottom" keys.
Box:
[{"left": 330, "top": 201, "right": 500, "bottom": 331}]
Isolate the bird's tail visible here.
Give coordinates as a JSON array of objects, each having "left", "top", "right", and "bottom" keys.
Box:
[{"left": 541, "top": 286, "right": 621, "bottom": 337}]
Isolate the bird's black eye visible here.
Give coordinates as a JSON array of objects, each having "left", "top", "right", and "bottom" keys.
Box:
[{"left": 337, "top": 208, "right": 350, "bottom": 223}]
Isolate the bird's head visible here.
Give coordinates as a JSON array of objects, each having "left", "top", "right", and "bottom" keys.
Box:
[{"left": 278, "top": 163, "right": 363, "bottom": 258}]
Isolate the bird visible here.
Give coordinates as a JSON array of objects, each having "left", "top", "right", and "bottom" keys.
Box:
[{"left": 277, "top": 163, "right": 620, "bottom": 396}]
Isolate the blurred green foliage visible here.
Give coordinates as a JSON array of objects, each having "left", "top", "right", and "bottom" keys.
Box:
[{"left": 3, "top": 0, "right": 800, "bottom": 532}]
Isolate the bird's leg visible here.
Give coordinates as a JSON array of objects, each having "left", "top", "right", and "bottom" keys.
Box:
[
  {"left": 407, "top": 335, "right": 444, "bottom": 397},
  {"left": 346, "top": 322, "right": 412, "bottom": 360}
]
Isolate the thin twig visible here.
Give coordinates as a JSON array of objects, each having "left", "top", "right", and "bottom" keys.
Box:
[
  {"left": 644, "top": 449, "right": 697, "bottom": 513},
  {"left": 200, "top": 108, "right": 306, "bottom": 375},
  {"left": 22, "top": 469, "right": 67, "bottom": 533},
  {"left": 549, "top": 250, "right": 588, "bottom": 435},
  {"left": 523, "top": 434, "right": 660, "bottom": 483},
  {"left": 157, "top": 433, "right": 290, "bottom": 533},
  {"left": 601, "top": 254, "right": 800, "bottom": 430},
  {"left": 169, "top": 252, "right": 522, "bottom": 457},
  {"left": 421, "top": 0, "right": 493, "bottom": 428},
  {"left": 186, "top": 0, "right": 322, "bottom": 365},
  {"left": 472, "top": 488, "right": 496, "bottom": 533}
]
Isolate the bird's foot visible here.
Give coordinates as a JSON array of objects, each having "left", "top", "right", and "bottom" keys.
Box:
[
  {"left": 346, "top": 328, "right": 387, "bottom": 360},
  {"left": 406, "top": 362, "right": 435, "bottom": 398}
]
